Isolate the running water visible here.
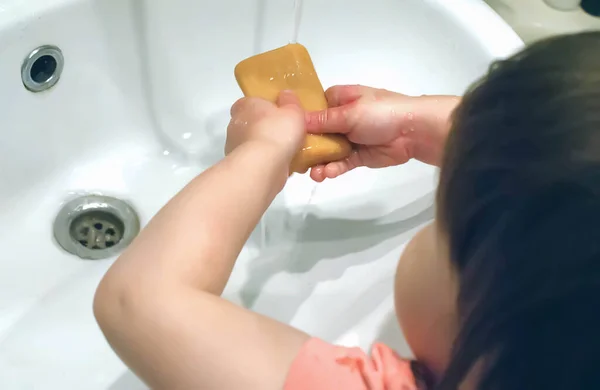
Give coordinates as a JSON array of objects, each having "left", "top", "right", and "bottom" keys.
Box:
[
  {"left": 290, "top": 0, "right": 303, "bottom": 44},
  {"left": 258, "top": 180, "right": 318, "bottom": 251},
  {"left": 259, "top": 215, "right": 268, "bottom": 249},
  {"left": 257, "top": 0, "right": 311, "bottom": 251},
  {"left": 284, "top": 181, "right": 319, "bottom": 263},
  {"left": 291, "top": 0, "right": 316, "bottom": 222},
  {"left": 300, "top": 182, "right": 318, "bottom": 221}
]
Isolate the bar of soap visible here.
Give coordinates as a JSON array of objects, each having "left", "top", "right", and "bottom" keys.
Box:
[{"left": 234, "top": 43, "right": 352, "bottom": 174}]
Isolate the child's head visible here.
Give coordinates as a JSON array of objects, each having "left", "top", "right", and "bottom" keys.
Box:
[{"left": 394, "top": 32, "right": 600, "bottom": 389}]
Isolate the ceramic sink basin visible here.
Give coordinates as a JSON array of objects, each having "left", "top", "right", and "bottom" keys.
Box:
[{"left": 0, "top": 0, "right": 521, "bottom": 388}]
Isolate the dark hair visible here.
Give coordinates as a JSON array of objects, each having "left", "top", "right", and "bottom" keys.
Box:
[{"left": 437, "top": 32, "right": 600, "bottom": 389}]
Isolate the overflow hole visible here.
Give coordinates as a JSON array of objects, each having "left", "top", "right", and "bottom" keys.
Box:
[{"left": 30, "top": 55, "right": 57, "bottom": 84}]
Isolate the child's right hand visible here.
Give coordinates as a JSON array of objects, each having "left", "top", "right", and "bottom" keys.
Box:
[
  {"left": 226, "top": 91, "right": 306, "bottom": 166},
  {"left": 305, "top": 85, "right": 461, "bottom": 182}
]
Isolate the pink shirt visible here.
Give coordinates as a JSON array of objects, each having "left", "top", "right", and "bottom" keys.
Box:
[{"left": 284, "top": 338, "right": 422, "bottom": 390}]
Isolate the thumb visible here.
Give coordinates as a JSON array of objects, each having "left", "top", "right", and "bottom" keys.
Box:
[
  {"left": 305, "top": 104, "right": 356, "bottom": 134},
  {"left": 276, "top": 90, "right": 302, "bottom": 110}
]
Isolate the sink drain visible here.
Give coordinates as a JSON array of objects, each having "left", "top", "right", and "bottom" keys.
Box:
[
  {"left": 21, "top": 45, "right": 64, "bottom": 93},
  {"left": 54, "top": 195, "right": 140, "bottom": 260}
]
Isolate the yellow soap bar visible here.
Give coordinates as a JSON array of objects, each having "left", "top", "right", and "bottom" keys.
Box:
[{"left": 234, "top": 43, "right": 352, "bottom": 173}]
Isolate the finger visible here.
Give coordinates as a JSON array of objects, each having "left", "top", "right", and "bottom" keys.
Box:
[
  {"left": 324, "top": 85, "right": 379, "bottom": 107},
  {"left": 322, "top": 160, "right": 352, "bottom": 180},
  {"left": 230, "top": 97, "right": 247, "bottom": 117},
  {"left": 309, "top": 165, "right": 326, "bottom": 182},
  {"left": 308, "top": 150, "right": 365, "bottom": 181},
  {"left": 323, "top": 150, "right": 363, "bottom": 179},
  {"left": 305, "top": 85, "right": 382, "bottom": 133},
  {"left": 305, "top": 104, "right": 356, "bottom": 133},
  {"left": 276, "top": 90, "right": 302, "bottom": 109},
  {"left": 230, "top": 97, "right": 272, "bottom": 118}
]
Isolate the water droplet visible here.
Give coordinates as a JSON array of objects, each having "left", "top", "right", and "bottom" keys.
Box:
[{"left": 182, "top": 132, "right": 192, "bottom": 140}]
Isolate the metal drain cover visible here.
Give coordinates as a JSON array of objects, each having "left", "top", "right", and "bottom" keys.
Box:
[{"left": 54, "top": 195, "right": 140, "bottom": 260}]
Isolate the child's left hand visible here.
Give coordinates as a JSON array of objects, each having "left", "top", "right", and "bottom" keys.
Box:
[{"left": 226, "top": 91, "right": 306, "bottom": 163}]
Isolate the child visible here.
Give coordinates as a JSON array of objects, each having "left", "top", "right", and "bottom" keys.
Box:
[{"left": 93, "top": 32, "right": 600, "bottom": 389}]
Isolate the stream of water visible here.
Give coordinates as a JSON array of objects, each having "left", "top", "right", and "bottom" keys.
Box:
[
  {"left": 290, "top": 0, "right": 303, "bottom": 43},
  {"left": 258, "top": 0, "right": 316, "bottom": 252}
]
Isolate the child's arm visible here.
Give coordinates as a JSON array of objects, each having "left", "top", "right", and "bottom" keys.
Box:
[{"left": 93, "top": 92, "right": 310, "bottom": 389}]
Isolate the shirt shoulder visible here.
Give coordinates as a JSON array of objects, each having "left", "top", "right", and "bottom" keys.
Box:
[{"left": 284, "top": 337, "right": 418, "bottom": 390}]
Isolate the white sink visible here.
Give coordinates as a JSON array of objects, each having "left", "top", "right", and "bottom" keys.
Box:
[
  {"left": 485, "top": 0, "right": 600, "bottom": 43},
  {"left": 0, "top": 0, "right": 521, "bottom": 388}
]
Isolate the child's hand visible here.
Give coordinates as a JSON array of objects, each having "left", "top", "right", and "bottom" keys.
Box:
[
  {"left": 226, "top": 91, "right": 306, "bottom": 163},
  {"left": 305, "top": 85, "right": 460, "bottom": 182}
]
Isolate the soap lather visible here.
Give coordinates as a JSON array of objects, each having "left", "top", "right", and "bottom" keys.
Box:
[{"left": 234, "top": 43, "right": 352, "bottom": 174}]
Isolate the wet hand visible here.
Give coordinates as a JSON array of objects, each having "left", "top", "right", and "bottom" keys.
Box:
[
  {"left": 226, "top": 91, "right": 306, "bottom": 162},
  {"left": 305, "top": 85, "right": 459, "bottom": 182}
]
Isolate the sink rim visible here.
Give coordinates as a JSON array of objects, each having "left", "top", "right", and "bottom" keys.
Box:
[{"left": 434, "top": 0, "right": 524, "bottom": 56}]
